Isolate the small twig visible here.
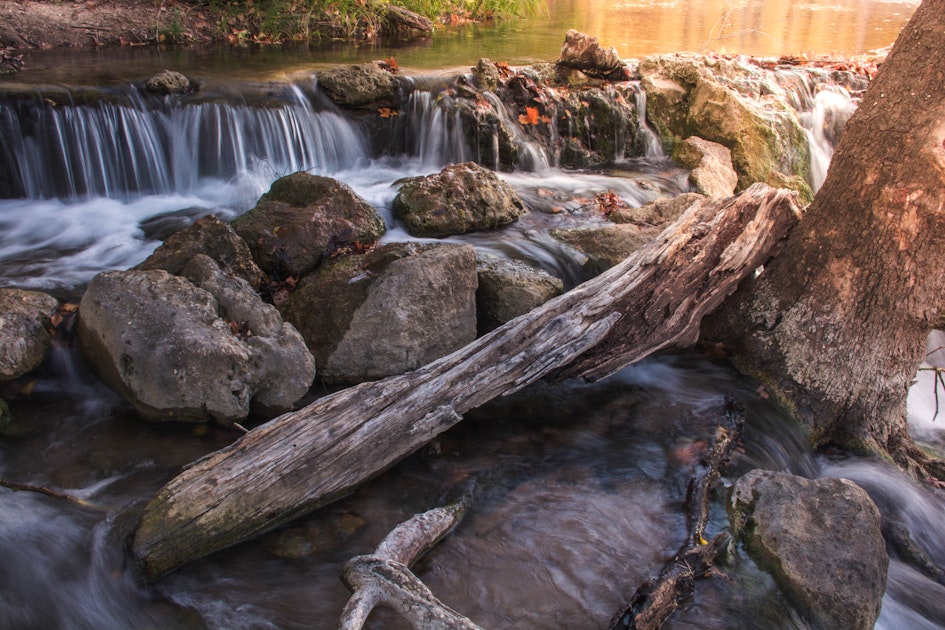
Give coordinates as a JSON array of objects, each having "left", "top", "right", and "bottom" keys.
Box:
[
  {"left": 918, "top": 367, "right": 945, "bottom": 421},
  {"left": 0, "top": 479, "right": 103, "bottom": 509},
  {"left": 233, "top": 422, "right": 250, "bottom": 434}
]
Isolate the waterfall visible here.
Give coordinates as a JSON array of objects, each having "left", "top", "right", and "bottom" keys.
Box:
[
  {"left": 0, "top": 84, "right": 368, "bottom": 200},
  {"left": 799, "top": 86, "right": 858, "bottom": 191},
  {"left": 630, "top": 82, "right": 665, "bottom": 160},
  {"left": 398, "top": 89, "right": 471, "bottom": 167}
]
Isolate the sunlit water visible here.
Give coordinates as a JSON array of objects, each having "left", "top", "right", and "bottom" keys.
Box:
[{"left": 1, "top": 4, "right": 944, "bottom": 628}]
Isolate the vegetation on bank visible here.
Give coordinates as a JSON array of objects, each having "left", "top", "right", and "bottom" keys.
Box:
[{"left": 158, "top": 0, "right": 546, "bottom": 45}]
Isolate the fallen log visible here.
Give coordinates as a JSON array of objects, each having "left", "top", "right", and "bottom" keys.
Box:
[
  {"left": 340, "top": 487, "right": 481, "bottom": 629},
  {"left": 132, "top": 183, "right": 802, "bottom": 581}
]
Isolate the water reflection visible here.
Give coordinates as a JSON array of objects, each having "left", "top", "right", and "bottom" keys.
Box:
[{"left": 3, "top": 0, "right": 917, "bottom": 85}]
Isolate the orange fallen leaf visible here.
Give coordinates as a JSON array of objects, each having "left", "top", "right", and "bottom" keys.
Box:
[
  {"left": 378, "top": 107, "right": 398, "bottom": 118},
  {"left": 518, "top": 105, "right": 540, "bottom": 125}
]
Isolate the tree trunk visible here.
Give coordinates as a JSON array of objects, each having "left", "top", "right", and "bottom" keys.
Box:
[
  {"left": 702, "top": 0, "right": 945, "bottom": 469},
  {"left": 132, "top": 185, "right": 802, "bottom": 581}
]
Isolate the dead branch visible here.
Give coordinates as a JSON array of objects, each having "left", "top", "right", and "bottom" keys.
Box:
[
  {"left": 609, "top": 398, "right": 744, "bottom": 630},
  {"left": 132, "top": 184, "right": 802, "bottom": 581},
  {"left": 340, "top": 489, "right": 481, "bottom": 629},
  {"left": 0, "top": 478, "right": 103, "bottom": 509}
]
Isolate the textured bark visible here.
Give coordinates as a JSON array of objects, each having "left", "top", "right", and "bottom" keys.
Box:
[
  {"left": 702, "top": 0, "right": 945, "bottom": 465},
  {"left": 132, "top": 185, "right": 802, "bottom": 581}
]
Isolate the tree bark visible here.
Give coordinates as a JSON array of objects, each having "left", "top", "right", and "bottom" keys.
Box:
[
  {"left": 132, "top": 184, "right": 802, "bottom": 581},
  {"left": 702, "top": 0, "right": 945, "bottom": 469}
]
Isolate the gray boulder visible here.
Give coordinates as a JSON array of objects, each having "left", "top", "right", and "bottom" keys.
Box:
[
  {"left": 729, "top": 469, "right": 888, "bottom": 630},
  {"left": 476, "top": 257, "right": 563, "bottom": 334},
  {"left": 673, "top": 136, "right": 738, "bottom": 199},
  {"left": 231, "top": 172, "right": 386, "bottom": 278},
  {"left": 78, "top": 266, "right": 315, "bottom": 424},
  {"left": 0, "top": 288, "right": 58, "bottom": 382},
  {"left": 136, "top": 214, "right": 264, "bottom": 289},
  {"left": 281, "top": 242, "right": 477, "bottom": 384},
  {"left": 392, "top": 162, "right": 527, "bottom": 237},
  {"left": 316, "top": 62, "right": 400, "bottom": 109},
  {"left": 557, "top": 29, "right": 625, "bottom": 79}
]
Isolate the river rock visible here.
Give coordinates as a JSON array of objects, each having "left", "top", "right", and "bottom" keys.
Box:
[
  {"left": 316, "top": 62, "right": 400, "bottom": 109},
  {"left": 78, "top": 266, "right": 315, "bottom": 423},
  {"left": 145, "top": 70, "right": 193, "bottom": 95},
  {"left": 476, "top": 257, "right": 564, "bottom": 334},
  {"left": 392, "top": 162, "right": 527, "bottom": 237},
  {"left": 231, "top": 172, "right": 386, "bottom": 278},
  {"left": 608, "top": 192, "right": 704, "bottom": 225},
  {"left": 135, "top": 214, "right": 263, "bottom": 289},
  {"left": 281, "top": 242, "right": 477, "bottom": 384},
  {"left": 639, "top": 55, "right": 811, "bottom": 200},
  {"left": 673, "top": 136, "right": 738, "bottom": 199},
  {"left": 557, "top": 30, "right": 625, "bottom": 79},
  {"left": 551, "top": 223, "right": 649, "bottom": 279},
  {"left": 0, "top": 288, "right": 58, "bottom": 382},
  {"left": 729, "top": 469, "right": 888, "bottom": 630},
  {"left": 473, "top": 58, "right": 501, "bottom": 91}
]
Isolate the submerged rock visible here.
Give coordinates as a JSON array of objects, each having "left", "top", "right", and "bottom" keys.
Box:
[
  {"left": 281, "top": 242, "right": 477, "bottom": 384},
  {"left": 78, "top": 266, "right": 315, "bottom": 424},
  {"left": 231, "top": 172, "right": 386, "bottom": 278},
  {"left": 135, "top": 214, "right": 263, "bottom": 289},
  {"left": 729, "top": 469, "right": 887, "bottom": 630},
  {"left": 0, "top": 288, "right": 58, "bottom": 382},
  {"left": 476, "top": 257, "right": 564, "bottom": 335},
  {"left": 673, "top": 136, "right": 738, "bottom": 199},
  {"left": 392, "top": 162, "right": 527, "bottom": 237}
]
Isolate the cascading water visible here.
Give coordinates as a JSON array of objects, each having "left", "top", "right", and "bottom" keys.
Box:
[
  {"left": 629, "top": 82, "right": 666, "bottom": 160},
  {"left": 0, "top": 56, "right": 943, "bottom": 630},
  {"left": 0, "top": 83, "right": 368, "bottom": 200}
]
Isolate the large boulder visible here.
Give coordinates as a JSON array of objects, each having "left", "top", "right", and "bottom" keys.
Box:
[
  {"left": 476, "top": 257, "right": 564, "bottom": 334},
  {"left": 557, "top": 29, "right": 625, "bottom": 80},
  {"left": 392, "top": 162, "right": 527, "bottom": 237},
  {"left": 0, "top": 288, "right": 58, "bottom": 382},
  {"left": 281, "top": 242, "right": 477, "bottom": 384},
  {"left": 78, "top": 265, "right": 315, "bottom": 424},
  {"left": 315, "top": 62, "right": 400, "bottom": 110},
  {"left": 231, "top": 173, "right": 386, "bottom": 278},
  {"left": 673, "top": 136, "right": 738, "bottom": 199},
  {"left": 639, "top": 55, "right": 811, "bottom": 200},
  {"left": 135, "top": 214, "right": 263, "bottom": 289},
  {"left": 729, "top": 470, "right": 888, "bottom": 630}
]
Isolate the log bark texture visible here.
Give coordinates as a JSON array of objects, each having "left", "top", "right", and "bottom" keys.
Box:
[
  {"left": 132, "top": 184, "right": 802, "bottom": 581},
  {"left": 702, "top": 0, "right": 945, "bottom": 466}
]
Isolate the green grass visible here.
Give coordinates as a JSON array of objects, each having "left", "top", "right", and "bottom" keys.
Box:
[{"left": 203, "top": 0, "right": 546, "bottom": 43}]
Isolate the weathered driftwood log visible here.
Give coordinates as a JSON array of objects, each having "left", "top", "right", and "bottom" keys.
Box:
[
  {"left": 340, "top": 490, "right": 482, "bottom": 629},
  {"left": 609, "top": 399, "right": 744, "bottom": 630},
  {"left": 132, "top": 184, "right": 802, "bottom": 581}
]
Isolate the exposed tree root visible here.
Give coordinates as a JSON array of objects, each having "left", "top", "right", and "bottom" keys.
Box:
[{"left": 340, "top": 485, "right": 482, "bottom": 630}]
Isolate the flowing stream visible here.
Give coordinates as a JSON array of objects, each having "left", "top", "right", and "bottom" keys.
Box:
[{"left": 2, "top": 10, "right": 944, "bottom": 628}]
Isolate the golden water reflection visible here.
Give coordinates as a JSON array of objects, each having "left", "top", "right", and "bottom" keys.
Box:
[{"left": 545, "top": 0, "right": 918, "bottom": 58}]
